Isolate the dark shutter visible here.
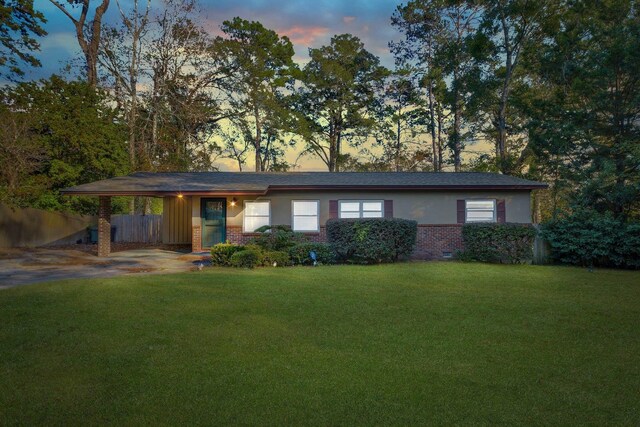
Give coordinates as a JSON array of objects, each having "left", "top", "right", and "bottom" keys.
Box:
[
  {"left": 384, "top": 200, "right": 394, "bottom": 218},
  {"left": 457, "top": 200, "right": 465, "bottom": 224},
  {"left": 497, "top": 199, "right": 506, "bottom": 223},
  {"left": 329, "top": 200, "right": 338, "bottom": 219}
]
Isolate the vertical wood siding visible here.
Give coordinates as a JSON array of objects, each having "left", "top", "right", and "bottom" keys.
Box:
[{"left": 161, "top": 196, "right": 192, "bottom": 244}]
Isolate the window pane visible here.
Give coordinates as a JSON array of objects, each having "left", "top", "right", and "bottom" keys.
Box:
[
  {"left": 244, "top": 215, "right": 270, "bottom": 232},
  {"left": 362, "top": 202, "right": 382, "bottom": 211},
  {"left": 293, "top": 216, "right": 318, "bottom": 231},
  {"left": 340, "top": 212, "right": 360, "bottom": 218},
  {"left": 340, "top": 202, "right": 360, "bottom": 212},
  {"left": 467, "top": 210, "right": 494, "bottom": 222},
  {"left": 245, "top": 201, "right": 269, "bottom": 216},
  {"left": 293, "top": 201, "right": 318, "bottom": 216},
  {"left": 362, "top": 211, "right": 383, "bottom": 218},
  {"left": 466, "top": 200, "right": 494, "bottom": 210}
]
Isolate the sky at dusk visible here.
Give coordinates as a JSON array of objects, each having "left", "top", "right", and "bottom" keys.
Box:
[{"left": 32, "top": 0, "right": 405, "bottom": 81}]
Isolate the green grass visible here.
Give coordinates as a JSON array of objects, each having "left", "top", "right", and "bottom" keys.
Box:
[{"left": 1, "top": 263, "right": 639, "bottom": 425}]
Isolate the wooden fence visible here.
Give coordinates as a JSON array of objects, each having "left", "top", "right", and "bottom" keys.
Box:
[
  {"left": 111, "top": 215, "right": 163, "bottom": 243},
  {"left": 532, "top": 225, "right": 551, "bottom": 265},
  {"left": 0, "top": 203, "right": 95, "bottom": 247}
]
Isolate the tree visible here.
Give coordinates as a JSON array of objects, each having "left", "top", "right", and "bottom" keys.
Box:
[
  {"left": 144, "top": 0, "right": 226, "bottom": 172},
  {"left": 100, "top": 0, "right": 150, "bottom": 183},
  {"left": 391, "top": 0, "right": 482, "bottom": 172},
  {"left": 215, "top": 17, "right": 298, "bottom": 172},
  {"left": 49, "top": 0, "right": 111, "bottom": 87},
  {"left": 0, "top": 0, "right": 46, "bottom": 78},
  {"left": 523, "top": 0, "right": 640, "bottom": 219},
  {"left": 373, "top": 69, "right": 433, "bottom": 171},
  {"left": 436, "top": 1, "right": 484, "bottom": 171},
  {"left": 0, "top": 76, "right": 128, "bottom": 213},
  {"left": 297, "top": 34, "right": 389, "bottom": 172},
  {"left": 474, "top": 0, "right": 552, "bottom": 173},
  {"left": 391, "top": 0, "right": 444, "bottom": 171}
]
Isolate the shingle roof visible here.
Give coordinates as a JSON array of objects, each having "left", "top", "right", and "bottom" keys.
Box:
[{"left": 61, "top": 171, "right": 547, "bottom": 196}]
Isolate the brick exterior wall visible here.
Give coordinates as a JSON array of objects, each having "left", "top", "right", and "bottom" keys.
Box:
[
  {"left": 224, "top": 226, "right": 328, "bottom": 246},
  {"left": 97, "top": 196, "right": 111, "bottom": 257},
  {"left": 204, "top": 224, "right": 461, "bottom": 260},
  {"left": 192, "top": 225, "right": 202, "bottom": 252},
  {"left": 414, "top": 224, "right": 463, "bottom": 259}
]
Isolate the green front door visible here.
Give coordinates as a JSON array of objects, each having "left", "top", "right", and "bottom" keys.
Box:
[{"left": 201, "top": 198, "right": 226, "bottom": 248}]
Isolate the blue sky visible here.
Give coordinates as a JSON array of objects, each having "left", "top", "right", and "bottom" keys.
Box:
[{"left": 29, "top": 0, "right": 405, "bottom": 81}]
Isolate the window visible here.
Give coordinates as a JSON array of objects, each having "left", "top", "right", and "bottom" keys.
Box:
[
  {"left": 339, "top": 200, "right": 383, "bottom": 219},
  {"left": 465, "top": 199, "right": 496, "bottom": 223},
  {"left": 243, "top": 200, "right": 270, "bottom": 232},
  {"left": 292, "top": 200, "right": 319, "bottom": 232}
]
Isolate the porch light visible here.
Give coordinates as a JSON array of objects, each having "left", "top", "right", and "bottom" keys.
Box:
[
  {"left": 230, "top": 197, "right": 238, "bottom": 207},
  {"left": 177, "top": 193, "right": 184, "bottom": 199}
]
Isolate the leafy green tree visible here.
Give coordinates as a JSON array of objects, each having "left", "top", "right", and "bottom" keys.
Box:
[
  {"left": 523, "top": 0, "right": 640, "bottom": 219},
  {"left": 471, "top": 0, "right": 554, "bottom": 173},
  {"left": 296, "top": 34, "right": 389, "bottom": 172},
  {"left": 215, "top": 17, "right": 298, "bottom": 172},
  {"left": 0, "top": 0, "right": 46, "bottom": 78},
  {"left": 0, "top": 75, "right": 128, "bottom": 213}
]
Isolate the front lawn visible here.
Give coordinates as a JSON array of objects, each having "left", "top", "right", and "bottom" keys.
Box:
[{"left": 1, "top": 263, "right": 639, "bottom": 425}]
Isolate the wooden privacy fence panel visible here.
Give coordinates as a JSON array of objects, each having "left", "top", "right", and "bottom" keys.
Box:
[
  {"left": 111, "top": 215, "right": 163, "bottom": 243},
  {"left": 0, "top": 203, "right": 95, "bottom": 247},
  {"left": 532, "top": 225, "right": 551, "bottom": 265}
]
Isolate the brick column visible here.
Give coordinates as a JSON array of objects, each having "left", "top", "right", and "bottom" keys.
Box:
[
  {"left": 192, "top": 225, "right": 202, "bottom": 252},
  {"left": 97, "top": 196, "right": 111, "bottom": 257}
]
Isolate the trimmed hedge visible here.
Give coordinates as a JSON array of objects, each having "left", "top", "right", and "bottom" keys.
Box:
[
  {"left": 288, "top": 242, "right": 336, "bottom": 265},
  {"left": 230, "top": 248, "right": 262, "bottom": 268},
  {"left": 210, "top": 243, "right": 245, "bottom": 266},
  {"left": 460, "top": 223, "right": 537, "bottom": 264},
  {"left": 541, "top": 211, "right": 640, "bottom": 269},
  {"left": 326, "top": 218, "right": 417, "bottom": 264}
]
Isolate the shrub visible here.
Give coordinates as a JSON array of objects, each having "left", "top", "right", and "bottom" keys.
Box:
[
  {"left": 540, "top": 210, "right": 640, "bottom": 269},
  {"left": 460, "top": 223, "right": 537, "bottom": 264},
  {"left": 288, "top": 242, "right": 336, "bottom": 265},
  {"left": 261, "top": 250, "right": 291, "bottom": 267},
  {"left": 210, "top": 243, "right": 245, "bottom": 266},
  {"left": 326, "top": 218, "right": 417, "bottom": 264},
  {"left": 250, "top": 225, "right": 308, "bottom": 251},
  {"left": 229, "top": 248, "right": 262, "bottom": 269}
]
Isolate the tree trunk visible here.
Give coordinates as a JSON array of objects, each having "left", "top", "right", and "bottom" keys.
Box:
[
  {"left": 328, "top": 122, "right": 337, "bottom": 172},
  {"left": 396, "top": 111, "right": 401, "bottom": 172},
  {"left": 254, "top": 106, "right": 262, "bottom": 172}
]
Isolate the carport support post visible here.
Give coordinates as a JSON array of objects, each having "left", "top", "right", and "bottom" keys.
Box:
[{"left": 98, "top": 196, "right": 111, "bottom": 257}]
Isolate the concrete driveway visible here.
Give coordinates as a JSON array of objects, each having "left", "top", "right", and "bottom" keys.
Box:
[{"left": 0, "top": 248, "right": 209, "bottom": 289}]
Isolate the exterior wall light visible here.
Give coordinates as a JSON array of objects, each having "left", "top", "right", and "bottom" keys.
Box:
[
  {"left": 177, "top": 194, "right": 183, "bottom": 199},
  {"left": 230, "top": 197, "right": 238, "bottom": 207}
]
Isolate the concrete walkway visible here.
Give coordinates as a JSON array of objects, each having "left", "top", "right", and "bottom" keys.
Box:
[{"left": 0, "top": 248, "right": 208, "bottom": 289}]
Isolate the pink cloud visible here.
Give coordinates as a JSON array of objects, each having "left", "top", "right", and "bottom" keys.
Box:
[
  {"left": 278, "top": 25, "right": 330, "bottom": 45},
  {"left": 343, "top": 16, "right": 356, "bottom": 24}
]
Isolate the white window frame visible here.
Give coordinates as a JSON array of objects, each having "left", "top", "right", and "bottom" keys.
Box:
[
  {"left": 465, "top": 199, "right": 497, "bottom": 223},
  {"left": 291, "top": 200, "right": 320, "bottom": 232},
  {"left": 243, "top": 200, "right": 271, "bottom": 233},
  {"left": 338, "top": 200, "right": 384, "bottom": 219}
]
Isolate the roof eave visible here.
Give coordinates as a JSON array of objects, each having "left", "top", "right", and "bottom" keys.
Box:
[{"left": 61, "top": 184, "right": 547, "bottom": 196}]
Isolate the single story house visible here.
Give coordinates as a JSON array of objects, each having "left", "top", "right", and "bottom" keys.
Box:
[{"left": 61, "top": 172, "right": 547, "bottom": 258}]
